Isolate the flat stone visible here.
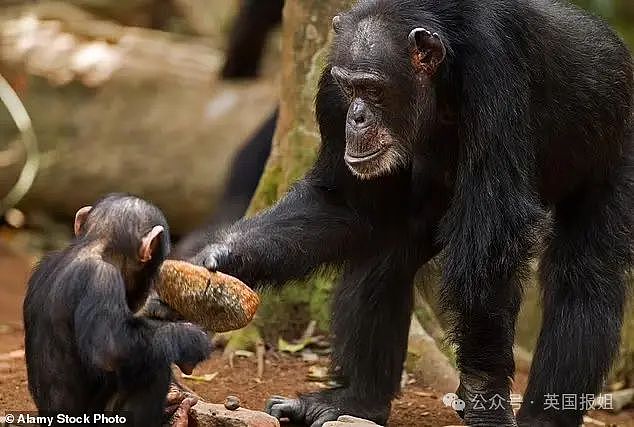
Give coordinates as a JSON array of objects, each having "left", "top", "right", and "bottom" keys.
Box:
[
  {"left": 607, "top": 388, "right": 634, "bottom": 412},
  {"left": 189, "top": 402, "right": 280, "bottom": 427}
]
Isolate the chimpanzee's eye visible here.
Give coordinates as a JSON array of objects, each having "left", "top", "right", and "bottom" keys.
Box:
[
  {"left": 365, "top": 86, "right": 383, "bottom": 104},
  {"left": 338, "top": 81, "right": 354, "bottom": 99}
]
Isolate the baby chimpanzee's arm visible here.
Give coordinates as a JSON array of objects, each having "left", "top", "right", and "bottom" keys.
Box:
[{"left": 73, "top": 260, "right": 211, "bottom": 383}]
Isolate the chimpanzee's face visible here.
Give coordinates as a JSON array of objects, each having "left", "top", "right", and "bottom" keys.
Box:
[{"left": 330, "top": 15, "right": 446, "bottom": 179}]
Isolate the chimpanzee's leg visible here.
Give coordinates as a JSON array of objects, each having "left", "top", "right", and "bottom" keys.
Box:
[
  {"left": 265, "top": 247, "right": 425, "bottom": 426},
  {"left": 442, "top": 272, "right": 524, "bottom": 426},
  {"left": 222, "top": 0, "right": 284, "bottom": 79},
  {"left": 111, "top": 366, "right": 172, "bottom": 426},
  {"left": 440, "top": 193, "right": 541, "bottom": 426},
  {"left": 518, "top": 169, "right": 632, "bottom": 426}
]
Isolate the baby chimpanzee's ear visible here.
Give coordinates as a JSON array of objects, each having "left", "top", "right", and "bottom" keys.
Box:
[
  {"left": 74, "top": 206, "right": 93, "bottom": 236},
  {"left": 408, "top": 28, "right": 446, "bottom": 75},
  {"left": 139, "top": 225, "right": 164, "bottom": 263}
]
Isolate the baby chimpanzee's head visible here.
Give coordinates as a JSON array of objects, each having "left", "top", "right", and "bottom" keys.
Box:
[{"left": 73, "top": 193, "right": 170, "bottom": 307}]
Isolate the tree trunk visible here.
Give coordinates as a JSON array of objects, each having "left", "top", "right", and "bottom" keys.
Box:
[
  {"left": 247, "top": 0, "right": 352, "bottom": 215},
  {"left": 244, "top": 0, "right": 353, "bottom": 341}
]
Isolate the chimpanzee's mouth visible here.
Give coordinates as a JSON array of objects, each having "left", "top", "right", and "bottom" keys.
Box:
[{"left": 344, "top": 147, "right": 385, "bottom": 164}]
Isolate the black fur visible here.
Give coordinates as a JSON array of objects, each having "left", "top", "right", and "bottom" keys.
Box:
[
  {"left": 193, "top": 1, "right": 633, "bottom": 426},
  {"left": 221, "top": 0, "right": 284, "bottom": 79},
  {"left": 24, "top": 194, "right": 211, "bottom": 425}
]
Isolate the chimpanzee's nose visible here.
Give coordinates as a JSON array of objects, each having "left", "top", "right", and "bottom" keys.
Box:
[
  {"left": 348, "top": 100, "right": 373, "bottom": 129},
  {"left": 352, "top": 109, "right": 366, "bottom": 126}
]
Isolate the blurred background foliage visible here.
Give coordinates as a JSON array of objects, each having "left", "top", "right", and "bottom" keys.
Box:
[{"left": 575, "top": 0, "right": 634, "bottom": 46}]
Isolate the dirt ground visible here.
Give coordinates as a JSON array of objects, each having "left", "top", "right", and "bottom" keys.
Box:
[{"left": 1, "top": 242, "right": 632, "bottom": 427}]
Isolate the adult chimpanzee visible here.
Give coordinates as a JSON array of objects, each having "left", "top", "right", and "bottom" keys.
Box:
[
  {"left": 192, "top": 0, "right": 634, "bottom": 425},
  {"left": 24, "top": 194, "right": 212, "bottom": 425}
]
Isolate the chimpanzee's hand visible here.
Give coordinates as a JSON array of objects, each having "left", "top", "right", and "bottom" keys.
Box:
[
  {"left": 266, "top": 395, "right": 339, "bottom": 427},
  {"left": 169, "top": 322, "right": 212, "bottom": 374},
  {"left": 139, "top": 291, "right": 184, "bottom": 321},
  {"left": 265, "top": 390, "right": 389, "bottom": 427},
  {"left": 191, "top": 243, "right": 235, "bottom": 273}
]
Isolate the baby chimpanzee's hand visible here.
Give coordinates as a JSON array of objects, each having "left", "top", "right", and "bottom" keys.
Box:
[{"left": 162, "top": 322, "right": 212, "bottom": 374}]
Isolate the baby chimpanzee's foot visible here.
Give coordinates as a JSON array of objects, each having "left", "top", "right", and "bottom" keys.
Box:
[{"left": 164, "top": 382, "right": 200, "bottom": 419}]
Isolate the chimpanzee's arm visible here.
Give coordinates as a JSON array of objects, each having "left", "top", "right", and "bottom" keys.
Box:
[
  {"left": 193, "top": 69, "right": 369, "bottom": 287},
  {"left": 73, "top": 260, "right": 211, "bottom": 382},
  {"left": 437, "top": 52, "right": 546, "bottom": 425},
  {"left": 193, "top": 177, "right": 370, "bottom": 287},
  {"left": 440, "top": 54, "right": 545, "bottom": 304},
  {"left": 221, "top": 0, "right": 284, "bottom": 79}
]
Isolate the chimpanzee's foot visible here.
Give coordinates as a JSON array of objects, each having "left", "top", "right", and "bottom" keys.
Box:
[
  {"left": 265, "top": 389, "right": 390, "bottom": 427},
  {"left": 169, "top": 396, "right": 198, "bottom": 427},
  {"left": 454, "top": 377, "right": 517, "bottom": 427},
  {"left": 164, "top": 382, "right": 200, "bottom": 416}
]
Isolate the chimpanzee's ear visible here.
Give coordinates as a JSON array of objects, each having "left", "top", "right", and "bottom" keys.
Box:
[
  {"left": 139, "top": 225, "right": 164, "bottom": 263},
  {"left": 74, "top": 206, "right": 92, "bottom": 236},
  {"left": 332, "top": 15, "right": 342, "bottom": 34},
  {"left": 408, "top": 28, "right": 446, "bottom": 75}
]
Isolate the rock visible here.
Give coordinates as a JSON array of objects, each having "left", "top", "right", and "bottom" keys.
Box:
[
  {"left": 224, "top": 395, "right": 241, "bottom": 411},
  {"left": 189, "top": 402, "right": 280, "bottom": 427},
  {"left": 607, "top": 388, "right": 634, "bottom": 412},
  {"left": 323, "top": 415, "right": 381, "bottom": 427}
]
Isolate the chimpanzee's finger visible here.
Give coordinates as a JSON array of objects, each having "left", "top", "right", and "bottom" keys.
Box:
[{"left": 266, "top": 398, "right": 303, "bottom": 422}]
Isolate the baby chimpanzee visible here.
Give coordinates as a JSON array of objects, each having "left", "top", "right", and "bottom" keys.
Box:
[{"left": 24, "top": 194, "right": 211, "bottom": 425}]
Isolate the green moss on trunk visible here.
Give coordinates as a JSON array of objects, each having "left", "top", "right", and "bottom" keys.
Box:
[{"left": 245, "top": 0, "right": 353, "bottom": 339}]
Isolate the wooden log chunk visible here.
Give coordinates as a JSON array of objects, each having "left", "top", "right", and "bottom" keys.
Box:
[{"left": 156, "top": 260, "right": 260, "bottom": 333}]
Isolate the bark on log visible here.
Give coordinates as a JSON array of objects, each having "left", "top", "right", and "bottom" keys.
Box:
[{"left": 406, "top": 316, "right": 459, "bottom": 394}]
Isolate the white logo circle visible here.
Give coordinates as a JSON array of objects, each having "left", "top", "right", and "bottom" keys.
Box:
[
  {"left": 442, "top": 393, "right": 459, "bottom": 407},
  {"left": 452, "top": 399, "right": 466, "bottom": 411}
]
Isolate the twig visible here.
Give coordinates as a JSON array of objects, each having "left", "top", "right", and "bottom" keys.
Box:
[
  {"left": 0, "top": 73, "right": 39, "bottom": 214},
  {"left": 256, "top": 340, "right": 265, "bottom": 379}
]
